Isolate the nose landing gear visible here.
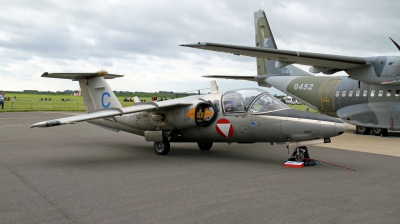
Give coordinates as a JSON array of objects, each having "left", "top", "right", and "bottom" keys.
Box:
[{"left": 291, "top": 146, "right": 310, "bottom": 162}]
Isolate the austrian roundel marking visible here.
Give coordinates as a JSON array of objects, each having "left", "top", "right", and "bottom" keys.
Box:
[{"left": 215, "top": 118, "right": 234, "bottom": 138}]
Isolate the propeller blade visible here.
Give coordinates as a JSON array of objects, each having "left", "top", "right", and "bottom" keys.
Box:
[
  {"left": 389, "top": 37, "right": 400, "bottom": 51},
  {"left": 381, "top": 78, "right": 400, "bottom": 84}
]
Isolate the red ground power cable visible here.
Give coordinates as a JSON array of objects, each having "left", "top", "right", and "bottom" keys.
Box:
[{"left": 303, "top": 158, "right": 357, "bottom": 171}]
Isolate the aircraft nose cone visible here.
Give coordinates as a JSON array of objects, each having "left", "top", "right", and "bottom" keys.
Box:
[{"left": 273, "top": 109, "right": 347, "bottom": 140}]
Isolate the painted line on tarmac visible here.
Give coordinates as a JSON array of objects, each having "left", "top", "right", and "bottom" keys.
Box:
[
  {"left": 0, "top": 124, "right": 24, "bottom": 128},
  {"left": 0, "top": 117, "right": 59, "bottom": 120}
]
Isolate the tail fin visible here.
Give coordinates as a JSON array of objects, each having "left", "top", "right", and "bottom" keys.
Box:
[
  {"left": 254, "top": 10, "right": 312, "bottom": 76},
  {"left": 42, "top": 71, "right": 123, "bottom": 112},
  {"left": 210, "top": 80, "right": 219, "bottom": 93},
  {"left": 133, "top": 96, "right": 140, "bottom": 103}
]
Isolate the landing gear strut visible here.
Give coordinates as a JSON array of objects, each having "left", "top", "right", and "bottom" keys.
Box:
[{"left": 291, "top": 146, "right": 310, "bottom": 162}]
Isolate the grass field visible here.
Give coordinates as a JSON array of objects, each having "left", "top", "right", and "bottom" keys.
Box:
[
  {"left": 0, "top": 92, "right": 316, "bottom": 113},
  {"left": 0, "top": 92, "right": 187, "bottom": 112}
]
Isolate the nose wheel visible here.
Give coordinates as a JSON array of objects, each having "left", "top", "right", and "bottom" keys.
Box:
[{"left": 291, "top": 146, "right": 310, "bottom": 162}]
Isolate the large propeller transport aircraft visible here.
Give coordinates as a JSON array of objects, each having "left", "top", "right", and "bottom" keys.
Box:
[
  {"left": 30, "top": 71, "right": 345, "bottom": 161},
  {"left": 181, "top": 10, "right": 400, "bottom": 136}
]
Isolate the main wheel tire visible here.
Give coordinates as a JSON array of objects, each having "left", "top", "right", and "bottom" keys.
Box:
[
  {"left": 356, "top": 125, "right": 371, "bottom": 135},
  {"left": 371, "top": 128, "right": 388, "bottom": 136},
  {"left": 197, "top": 142, "right": 213, "bottom": 151},
  {"left": 303, "top": 150, "right": 310, "bottom": 159},
  {"left": 154, "top": 140, "right": 170, "bottom": 155}
]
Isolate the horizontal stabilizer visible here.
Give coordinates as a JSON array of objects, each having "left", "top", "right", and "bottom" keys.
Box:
[
  {"left": 203, "top": 75, "right": 272, "bottom": 88},
  {"left": 42, "top": 71, "right": 123, "bottom": 80}
]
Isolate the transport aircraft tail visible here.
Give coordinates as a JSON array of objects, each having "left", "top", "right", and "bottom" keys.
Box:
[
  {"left": 254, "top": 10, "right": 312, "bottom": 77},
  {"left": 42, "top": 71, "right": 123, "bottom": 112}
]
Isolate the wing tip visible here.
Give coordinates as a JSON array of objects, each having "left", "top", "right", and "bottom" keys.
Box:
[
  {"left": 30, "top": 120, "right": 63, "bottom": 128},
  {"left": 180, "top": 42, "right": 207, "bottom": 47}
]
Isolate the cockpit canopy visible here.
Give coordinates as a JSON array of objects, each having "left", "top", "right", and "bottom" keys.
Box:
[{"left": 222, "top": 88, "right": 289, "bottom": 113}]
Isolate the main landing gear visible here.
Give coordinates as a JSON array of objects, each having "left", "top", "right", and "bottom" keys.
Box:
[
  {"left": 197, "top": 142, "right": 213, "bottom": 151},
  {"left": 154, "top": 139, "right": 170, "bottom": 155},
  {"left": 356, "top": 125, "right": 388, "bottom": 136},
  {"left": 153, "top": 133, "right": 214, "bottom": 155},
  {"left": 153, "top": 141, "right": 214, "bottom": 155},
  {"left": 371, "top": 127, "right": 388, "bottom": 136}
]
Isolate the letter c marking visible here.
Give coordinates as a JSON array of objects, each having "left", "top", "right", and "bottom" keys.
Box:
[{"left": 102, "top": 92, "right": 111, "bottom": 108}]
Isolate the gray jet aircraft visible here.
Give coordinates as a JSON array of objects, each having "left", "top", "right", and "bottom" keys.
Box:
[
  {"left": 181, "top": 10, "right": 400, "bottom": 136},
  {"left": 30, "top": 71, "right": 345, "bottom": 161}
]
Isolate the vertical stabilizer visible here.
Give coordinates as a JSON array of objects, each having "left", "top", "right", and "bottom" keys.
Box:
[
  {"left": 210, "top": 80, "right": 219, "bottom": 93},
  {"left": 80, "top": 76, "right": 122, "bottom": 112},
  {"left": 42, "top": 71, "right": 123, "bottom": 112},
  {"left": 254, "top": 10, "right": 312, "bottom": 77}
]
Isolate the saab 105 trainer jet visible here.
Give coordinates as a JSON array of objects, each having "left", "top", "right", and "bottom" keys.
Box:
[
  {"left": 181, "top": 10, "right": 400, "bottom": 136},
  {"left": 30, "top": 71, "right": 345, "bottom": 161}
]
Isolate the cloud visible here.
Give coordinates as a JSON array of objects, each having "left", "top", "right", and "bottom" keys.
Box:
[{"left": 0, "top": 0, "right": 399, "bottom": 96}]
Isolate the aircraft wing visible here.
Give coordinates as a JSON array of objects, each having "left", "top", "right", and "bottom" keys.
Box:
[
  {"left": 181, "top": 42, "right": 368, "bottom": 72},
  {"left": 203, "top": 75, "right": 268, "bottom": 81},
  {"left": 30, "top": 100, "right": 193, "bottom": 128},
  {"left": 42, "top": 71, "right": 124, "bottom": 80}
]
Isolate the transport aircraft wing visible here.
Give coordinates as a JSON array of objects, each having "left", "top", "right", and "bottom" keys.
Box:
[
  {"left": 181, "top": 42, "right": 367, "bottom": 74},
  {"left": 204, "top": 75, "right": 267, "bottom": 81}
]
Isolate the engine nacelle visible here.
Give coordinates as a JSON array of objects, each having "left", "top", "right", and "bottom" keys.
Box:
[{"left": 346, "top": 56, "right": 400, "bottom": 85}]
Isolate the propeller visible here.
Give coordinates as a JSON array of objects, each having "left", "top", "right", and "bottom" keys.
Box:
[
  {"left": 389, "top": 37, "right": 400, "bottom": 51},
  {"left": 381, "top": 77, "right": 400, "bottom": 84},
  {"left": 381, "top": 37, "right": 400, "bottom": 84}
]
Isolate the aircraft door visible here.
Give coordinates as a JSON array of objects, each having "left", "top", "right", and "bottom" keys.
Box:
[
  {"left": 389, "top": 107, "right": 396, "bottom": 129},
  {"left": 320, "top": 80, "right": 339, "bottom": 111}
]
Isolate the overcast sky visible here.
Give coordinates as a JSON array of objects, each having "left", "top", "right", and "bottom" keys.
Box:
[{"left": 1, "top": 0, "right": 400, "bottom": 95}]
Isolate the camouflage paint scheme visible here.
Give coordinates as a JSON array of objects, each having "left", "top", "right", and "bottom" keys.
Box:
[
  {"left": 30, "top": 71, "right": 345, "bottom": 157},
  {"left": 181, "top": 10, "right": 400, "bottom": 133}
]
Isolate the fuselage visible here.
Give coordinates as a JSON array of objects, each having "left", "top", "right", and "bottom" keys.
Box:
[
  {"left": 266, "top": 76, "right": 400, "bottom": 130},
  {"left": 89, "top": 88, "right": 345, "bottom": 143}
]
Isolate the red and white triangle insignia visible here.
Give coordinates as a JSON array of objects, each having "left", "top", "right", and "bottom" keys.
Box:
[{"left": 215, "top": 118, "right": 234, "bottom": 138}]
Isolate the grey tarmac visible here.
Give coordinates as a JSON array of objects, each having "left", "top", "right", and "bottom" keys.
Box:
[{"left": 0, "top": 112, "right": 399, "bottom": 223}]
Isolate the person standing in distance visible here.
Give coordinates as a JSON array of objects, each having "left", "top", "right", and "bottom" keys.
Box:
[{"left": 0, "top": 92, "right": 4, "bottom": 110}]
